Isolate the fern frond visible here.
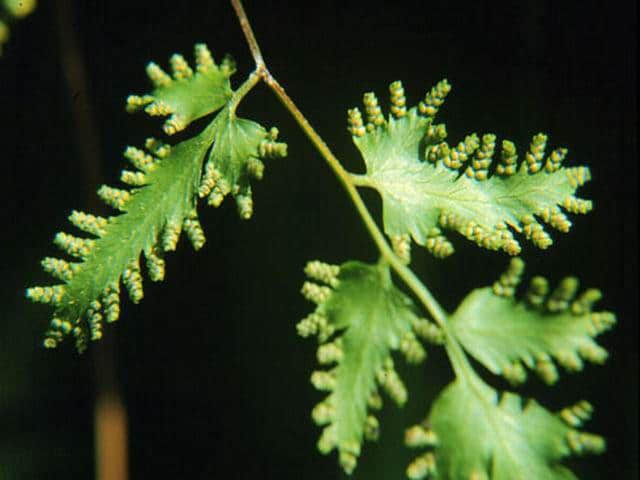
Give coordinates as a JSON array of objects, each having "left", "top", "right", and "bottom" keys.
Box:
[
  {"left": 406, "top": 379, "right": 605, "bottom": 480},
  {"left": 27, "top": 44, "right": 287, "bottom": 351},
  {"left": 449, "top": 258, "right": 615, "bottom": 386},
  {"left": 202, "top": 111, "right": 286, "bottom": 218},
  {"left": 350, "top": 80, "right": 592, "bottom": 259},
  {"left": 27, "top": 126, "right": 213, "bottom": 351},
  {"left": 126, "top": 43, "right": 235, "bottom": 135},
  {"left": 298, "top": 260, "right": 432, "bottom": 474}
]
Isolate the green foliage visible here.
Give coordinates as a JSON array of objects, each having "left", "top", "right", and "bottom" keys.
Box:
[
  {"left": 350, "top": 80, "right": 592, "bottom": 260},
  {"left": 125, "top": 44, "right": 235, "bottom": 135},
  {"left": 450, "top": 258, "right": 616, "bottom": 386},
  {"left": 24, "top": 7, "right": 617, "bottom": 479},
  {"left": 400, "top": 257, "right": 613, "bottom": 479},
  {"left": 406, "top": 379, "right": 604, "bottom": 480},
  {"left": 204, "top": 108, "right": 286, "bottom": 217},
  {"left": 298, "top": 260, "right": 441, "bottom": 473},
  {"left": 26, "top": 44, "right": 287, "bottom": 351}
]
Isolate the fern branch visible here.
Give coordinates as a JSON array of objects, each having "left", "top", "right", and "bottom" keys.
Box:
[
  {"left": 228, "top": 1, "right": 513, "bottom": 448},
  {"left": 403, "top": 258, "right": 614, "bottom": 479},
  {"left": 349, "top": 81, "right": 593, "bottom": 260},
  {"left": 298, "top": 260, "right": 436, "bottom": 474},
  {"left": 450, "top": 258, "right": 616, "bottom": 386},
  {"left": 405, "top": 378, "right": 605, "bottom": 480},
  {"left": 27, "top": 44, "right": 286, "bottom": 350},
  {"left": 225, "top": 10, "right": 611, "bottom": 479},
  {"left": 28, "top": 124, "right": 214, "bottom": 351},
  {"left": 228, "top": 1, "right": 456, "bottom": 339}
]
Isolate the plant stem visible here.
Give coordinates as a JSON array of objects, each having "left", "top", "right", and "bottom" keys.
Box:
[
  {"left": 228, "top": 70, "right": 261, "bottom": 117},
  {"left": 229, "top": 0, "right": 478, "bottom": 381},
  {"left": 349, "top": 173, "right": 375, "bottom": 187},
  {"left": 230, "top": 0, "right": 264, "bottom": 69},
  {"left": 259, "top": 74, "right": 396, "bottom": 262}
]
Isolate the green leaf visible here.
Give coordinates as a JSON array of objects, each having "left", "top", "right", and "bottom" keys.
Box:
[
  {"left": 126, "top": 44, "right": 235, "bottom": 135},
  {"left": 449, "top": 258, "right": 616, "bottom": 385},
  {"left": 26, "top": 44, "right": 287, "bottom": 351},
  {"left": 298, "top": 260, "right": 431, "bottom": 474},
  {"left": 405, "top": 379, "right": 605, "bottom": 480},
  {"left": 26, "top": 125, "right": 214, "bottom": 351},
  {"left": 201, "top": 108, "right": 287, "bottom": 218},
  {"left": 350, "top": 80, "right": 592, "bottom": 259}
]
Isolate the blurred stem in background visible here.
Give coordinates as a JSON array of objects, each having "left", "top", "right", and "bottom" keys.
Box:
[{"left": 54, "top": 1, "right": 128, "bottom": 479}]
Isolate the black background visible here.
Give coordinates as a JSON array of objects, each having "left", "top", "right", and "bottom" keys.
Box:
[{"left": 1, "top": 1, "right": 636, "bottom": 479}]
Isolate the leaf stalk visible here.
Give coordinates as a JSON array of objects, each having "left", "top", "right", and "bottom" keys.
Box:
[{"left": 230, "top": 0, "right": 479, "bottom": 382}]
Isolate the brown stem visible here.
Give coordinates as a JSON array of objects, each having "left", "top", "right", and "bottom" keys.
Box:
[
  {"left": 230, "top": 0, "right": 264, "bottom": 68},
  {"left": 55, "top": 2, "right": 128, "bottom": 478}
]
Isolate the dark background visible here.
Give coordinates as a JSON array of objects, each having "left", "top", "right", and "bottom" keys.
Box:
[{"left": 1, "top": 1, "right": 636, "bottom": 479}]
